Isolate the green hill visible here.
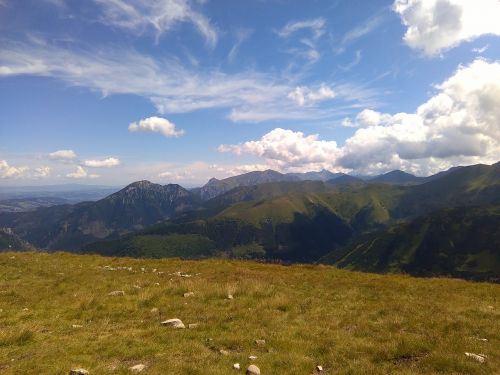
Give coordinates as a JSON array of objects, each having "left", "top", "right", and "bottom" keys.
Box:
[
  {"left": 0, "top": 251, "right": 498, "bottom": 374},
  {"left": 321, "top": 205, "right": 500, "bottom": 281}
]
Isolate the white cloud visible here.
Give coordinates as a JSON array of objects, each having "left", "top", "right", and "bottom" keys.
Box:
[
  {"left": 0, "top": 160, "right": 29, "bottom": 179},
  {"left": 277, "top": 18, "right": 326, "bottom": 40},
  {"left": 48, "top": 149, "right": 77, "bottom": 161},
  {"left": 341, "top": 109, "right": 393, "bottom": 128},
  {"left": 220, "top": 59, "right": 500, "bottom": 175},
  {"left": 66, "top": 166, "right": 99, "bottom": 179},
  {"left": 90, "top": 0, "right": 217, "bottom": 47},
  {"left": 472, "top": 45, "right": 489, "bottom": 54},
  {"left": 0, "top": 37, "right": 380, "bottom": 123},
  {"left": 228, "top": 29, "right": 252, "bottom": 63},
  {"left": 393, "top": 0, "right": 500, "bottom": 56},
  {"left": 83, "top": 157, "right": 121, "bottom": 168},
  {"left": 287, "top": 84, "right": 336, "bottom": 106},
  {"left": 33, "top": 166, "right": 51, "bottom": 178},
  {"left": 128, "top": 116, "right": 184, "bottom": 138},
  {"left": 218, "top": 128, "right": 342, "bottom": 172}
]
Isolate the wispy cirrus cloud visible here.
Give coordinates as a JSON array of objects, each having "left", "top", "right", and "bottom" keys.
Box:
[
  {"left": 52, "top": 0, "right": 218, "bottom": 47},
  {"left": 0, "top": 38, "right": 381, "bottom": 123}
]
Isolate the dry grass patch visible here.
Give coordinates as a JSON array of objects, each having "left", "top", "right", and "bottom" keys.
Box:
[{"left": 0, "top": 252, "right": 498, "bottom": 374}]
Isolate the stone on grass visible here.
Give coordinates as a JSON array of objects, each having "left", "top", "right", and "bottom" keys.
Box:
[
  {"left": 233, "top": 363, "right": 241, "bottom": 370},
  {"left": 72, "top": 324, "right": 83, "bottom": 329},
  {"left": 316, "top": 365, "right": 323, "bottom": 371},
  {"left": 246, "top": 364, "right": 260, "bottom": 374},
  {"left": 129, "top": 364, "right": 146, "bottom": 372},
  {"left": 150, "top": 307, "right": 159, "bottom": 314},
  {"left": 255, "top": 339, "right": 266, "bottom": 346},
  {"left": 219, "top": 349, "right": 229, "bottom": 356},
  {"left": 160, "top": 319, "right": 185, "bottom": 329},
  {"left": 248, "top": 355, "right": 257, "bottom": 360},
  {"left": 183, "top": 292, "right": 195, "bottom": 298},
  {"left": 69, "top": 369, "right": 89, "bottom": 375},
  {"left": 465, "top": 352, "right": 487, "bottom": 363},
  {"left": 188, "top": 323, "right": 199, "bottom": 329},
  {"left": 108, "top": 290, "right": 125, "bottom": 296},
  {"left": 227, "top": 294, "right": 234, "bottom": 300}
]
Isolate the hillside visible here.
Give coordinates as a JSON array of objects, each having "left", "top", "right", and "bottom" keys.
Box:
[
  {"left": 322, "top": 205, "right": 500, "bottom": 281},
  {"left": 0, "top": 252, "right": 498, "bottom": 374},
  {"left": 199, "top": 170, "right": 299, "bottom": 200},
  {"left": 0, "top": 181, "right": 199, "bottom": 250}
]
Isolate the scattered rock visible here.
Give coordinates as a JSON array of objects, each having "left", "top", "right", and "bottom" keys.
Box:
[
  {"left": 183, "top": 292, "right": 195, "bottom": 298},
  {"left": 248, "top": 355, "right": 257, "bottom": 360},
  {"left": 255, "top": 339, "right": 266, "bottom": 346},
  {"left": 72, "top": 324, "right": 83, "bottom": 329},
  {"left": 465, "top": 352, "right": 487, "bottom": 363},
  {"left": 188, "top": 323, "right": 199, "bottom": 329},
  {"left": 316, "top": 365, "right": 323, "bottom": 372},
  {"left": 219, "top": 349, "right": 229, "bottom": 356},
  {"left": 246, "top": 364, "right": 260, "bottom": 374},
  {"left": 69, "top": 369, "right": 89, "bottom": 375},
  {"left": 227, "top": 294, "right": 234, "bottom": 300},
  {"left": 108, "top": 290, "right": 125, "bottom": 296},
  {"left": 233, "top": 363, "right": 241, "bottom": 370},
  {"left": 150, "top": 308, "right": 159, "bottom": 314},
  {"left": 160, "top": 319, "right": 185, "bottom": 329},
  {"left": 129, "top": 364, "right": 146, "bottom": 372}
]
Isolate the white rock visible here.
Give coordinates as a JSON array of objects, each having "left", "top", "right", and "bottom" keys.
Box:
[
  {"left": 255, "top": 339, "right": 266, "bottom": 346},
  {"left": 465, "top": 352, "right": 487, "bottom": 363},
  {"left": 248, "top": 355, "right": 257, "bottom": 360},
  {"left": 246, "top": 364, "right": 260, "bottom": 374},
  {"left": 160, "top": 319, "right": 185, "bottom": 329},
  {"left": 233, "top": 363, "right": 241, "bottom": 370},
  {"left": 129, "top": 364, "right": 146, "bottom": 372},
  {"left": 150, "top": 307, "right": 159, "bottom": 314},
  {"left": 69, "top": 369, "right": 89, "bottom": 375},
  {"left": 219, "top": 349, "right": 229, "bottom": 356},
  {"left": 227, "top": 294, "right": 234, "bottom": 300},
  {"left": 108, "top": 290, "right": 125, "bottom": 296},
  {"left": 316, "top": 365, "right": 323, "bottom": 372},
  {"left": 72, "top": 324, "right": 83, "bottom": 329},
  {"left": 183, "top": 292, "right": 195, "bottom": 298},
  {"left": 188, "top": 323, "right": 199, "bottom": 329}
]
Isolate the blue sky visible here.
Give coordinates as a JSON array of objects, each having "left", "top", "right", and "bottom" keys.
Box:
[{"left": 0, "top": 0, "right": 499, "bottom": 186}]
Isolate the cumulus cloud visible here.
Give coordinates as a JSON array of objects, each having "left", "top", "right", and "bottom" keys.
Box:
[
  {"left": 33, "top": 166, "right": 51, "bottom": 178},
  {"left": 66, "top": 166, "right": 99, "bottom": 179},
  {"left": 341, "top": 109, "right": 393, "bottom": 128},
  {"left": 393, "top": 0, "right": 500, "bottom": 56},
  {"left": 48, "top": 149, "right": 77, "bottom": 162},
  {"left": 0, "top": 160, "right": 28, "bottom": 179},
  {"left": 221, "top": 59, "right": 500, "bottom": 175},
  {"left": 83, "top": 157, "right": 120, "bottom": 168},
  {"left": 128, "top": 116, "right": 185, "bottom": 138},
  {"left": 287, "top": 84, "right": 336, "bottom": 106},
  {"left": 218, "top": 128, "right": 342, "bottom": 172}
]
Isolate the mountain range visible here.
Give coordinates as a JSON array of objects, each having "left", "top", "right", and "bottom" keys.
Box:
[{"left": 0, "top": 162, "right": 498, "bottom": 280}]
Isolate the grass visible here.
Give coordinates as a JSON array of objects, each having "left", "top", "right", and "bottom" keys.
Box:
[{"left": 0, "top": 252, "right": 498, "bottom": 374}]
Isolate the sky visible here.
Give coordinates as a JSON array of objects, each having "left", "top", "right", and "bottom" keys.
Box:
[{"left": 0, "top": 0, "right": 499, "bottom": 187}]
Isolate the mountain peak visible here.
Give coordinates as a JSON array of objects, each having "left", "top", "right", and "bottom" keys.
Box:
[{"left": 127, "top": 180, "right": 155, "bottom": 189}]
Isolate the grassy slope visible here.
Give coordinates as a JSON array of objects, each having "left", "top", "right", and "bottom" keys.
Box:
[
  {"left": 322, "top": 205, "right": 500, "bottom": 280},
  {"left": 0, "top": 252, "right": 499, "bottom": 374}
]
